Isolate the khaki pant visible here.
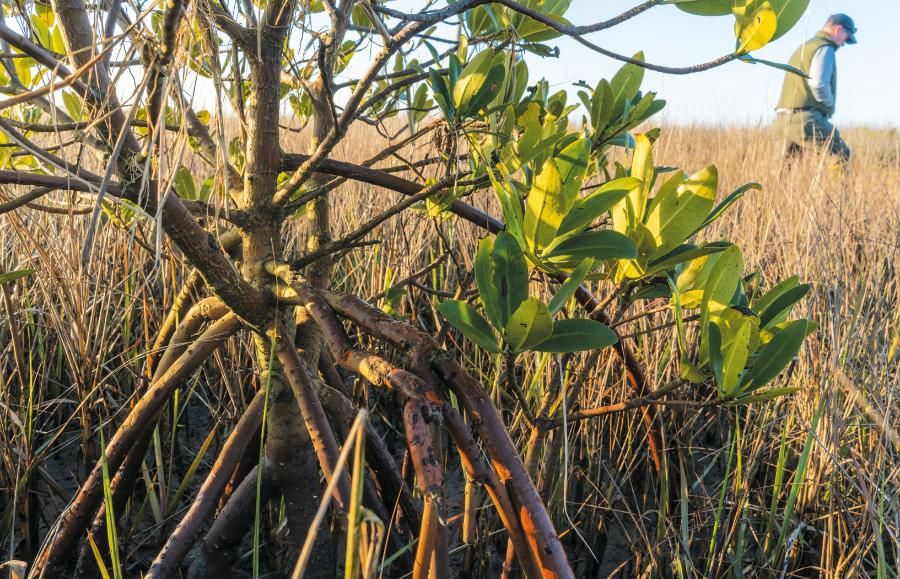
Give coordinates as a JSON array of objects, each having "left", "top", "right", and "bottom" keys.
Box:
[{"left": 774, "top": 109, "right": 851, "bottom": 162}]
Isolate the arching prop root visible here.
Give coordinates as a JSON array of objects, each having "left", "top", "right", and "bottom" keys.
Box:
[{"left": 33, "top": 313, "right": 242, "bottom": 578}]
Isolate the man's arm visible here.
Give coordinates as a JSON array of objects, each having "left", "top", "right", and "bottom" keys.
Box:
[{"left": 807, "top": 45, "right": 836, "bottom": 114}]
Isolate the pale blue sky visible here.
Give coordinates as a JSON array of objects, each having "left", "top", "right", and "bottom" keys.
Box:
[{"left": 522, "top": 1, "right": 899, "bottom": 127}]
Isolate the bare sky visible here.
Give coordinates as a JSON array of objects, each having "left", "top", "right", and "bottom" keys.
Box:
[{"left": 522, "top": 1, "right": 899, "bottom": 127}]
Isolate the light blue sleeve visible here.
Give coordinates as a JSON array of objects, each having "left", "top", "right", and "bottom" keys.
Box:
[{"left": 807, "top": 45, "right": 836, "bottom": 113}]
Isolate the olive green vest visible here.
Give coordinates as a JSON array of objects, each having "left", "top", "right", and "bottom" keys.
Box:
[{"left": 776, "top": 32, "right": 838, "bottom": 116}]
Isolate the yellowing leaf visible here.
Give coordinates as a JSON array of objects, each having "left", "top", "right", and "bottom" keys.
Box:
[
  {"left": 524, "top": 158, "right": 566, "bottom": 251},
  {"left": 612, "top": 133, "right": 653, "bottom": 234},
  {"left": 737, "top": 1, "right": 777, "bottom": 52},
  {"left": 646, "top": 165, "right": 717, "bottom": 257},
  {"left": 505, "top": 298, "right": 553, "bottom": 353}
]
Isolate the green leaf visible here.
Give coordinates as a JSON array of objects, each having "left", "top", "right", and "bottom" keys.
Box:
[
  {"left": 738, "top": 54, "right": 808, "bottom": 78},
  {"left": 681, "top": 354, "right": 708, "bottom": 383},
  {"left": 554, "top": 136, "right": 591, "bottom": 203},
  {"left": 591, "top": 79, "right": 615, "bottom": 136},
  {"left": 533, "top": 318, "right": 617, "bottom": 353},
  {"left": 62, "top": 91, "right": 85, "bottom": 121},
  {"left": 173, "top": 166, "right": 197, "bottom": 200},
  {"left": 647, "top": 165, "right": 718, "bottom": 257},
  {"left": 428, "top": 69, "right": 454, "bottom": 120},
  {"left": 692, "top": 182, "right": 761, "bottom": 237},
  {"left": 492, "top": 231, "right": 529, "bottom": 330},
  {"left": 505, "top": 298, "right": 553, "bottom": 353},
  {"left": 558, "top": 177, "right": 640, "bottom": 237},
  {"left": 544, "top": 230, "right": 638, "bottom": 266},
  {"left": 475, "top": 237, "right": 503, "bottom": 330},
  {"left": 452, "top": 49, "right": 497, "bottom": 116},
  {"left": 700, "top": 244, "right": 743, "bottom": 352},
  {"left": 708, "top": 321, "right": 725, "bottom": 389},
  {"left": 437, "top": 300, "right": 500, "bottom": 353},
  {"left": 516, "top": 102, "right": 544, "bottom": 167},
  {"left": 701, "top": 244, "right": 743, "bottom": 314},
  {"left": 549, "top": 258, "right": 593, "bottom": 315},
  {"left": 753, "top": 275, "right": 797, "bottom": 310},
  {"left": 524, "top": 157, "right": 566, "bottom": 250},
  {"left": 720, "top": 318, "right": 753, "bottom": 396},
  {"left": 769, "top": 0, "right": 811, "bottom": 41},
  {"left": 609, "top": 52, "right": 645, "bottom": 117},
  {"left": 486, "top": 166, "right": 526, "bottom": 246},
  {"left": 647, "top": 241, "right": 731, "bottom": 276},
  {"left": 758, "top": 283, "right": 810, "bottom": 329},
  {"left": 0, "top": 269, "right": 35, "bottom": 284},
  {"left": 740, "top": 319, "right": 809, "bottom": 391},
  {"left": 465, "top": 63, "right": 506, "bottom": 117},
  {"left": 30, "top": 14, "right": 52, "bottom": 49},
  {"left": 512, "top": 1, "right": 573, "bottom": 41},
  {"left": 672, "top": 0, "right": 732, "bottom": 16}
]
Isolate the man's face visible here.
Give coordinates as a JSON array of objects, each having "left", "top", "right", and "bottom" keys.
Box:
[{"left": 831, "top": 25, "right": 851, "bottom": 47}]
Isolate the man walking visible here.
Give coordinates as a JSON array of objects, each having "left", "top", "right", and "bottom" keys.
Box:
[{"left": 775, "top": 13, "right": 857, "bottom": 162}]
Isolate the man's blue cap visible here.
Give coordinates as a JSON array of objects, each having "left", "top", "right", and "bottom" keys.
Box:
[{"left": 827, "top": 13, "right": 857, "bottom": 44}]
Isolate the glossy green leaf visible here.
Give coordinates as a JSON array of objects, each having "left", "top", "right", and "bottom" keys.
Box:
[
  {"left": 758, "top": 283, "right": 810, "bottom": 329},
  {"left": 549, "top": 258, "right": 593, "bottom": 315},
  {"left": 493, "top": 231, "right": 529, "bottom": 330},
  {"left": 555, "top": 136, "right": 591, "bottom": 203},
  {"left": 558, "top": 177, "right": 639, "bottom": 237},
  {"left": 173, "top": 166, "right": 197, "bottom": 200},
  {"left": 544, "top": 230, "right": 638, "bottom": 266},
  {"left": 769, "top": 0, "right": 811, "bottom": 41},
  {"left": 609, "top": 52, "right": 645, "bottom": 116},
  {"left": 475, "top": 237, "right": 502, "bottom": 330},
  {"left": 647, "top": 241, "right": 731, "bottom": 276},
  {"left": 692, "top": 181, "right": 762, "bottom": 236},
  {"left": 738, "top": 54, "right": 808, "bottom": 77},
  {"left": 30, "top": 14, "right": 52, "bottom": 49},
  {"left": 672, "top": 0, "right": 732, "bottom": 16},
  {"left": 464, "top": 63, "right": 506, "bottom": 117},
  {"left": 62, "top": 91, "right": 85, "bottom": 121},
  {"left": 753, "top": 275, "right": 798, "bottom": 312},
  {"left": 505, "top": 298, "right": 553, "bottom": 353},
  {"left": 708, "top": 321, "right": 725, "bottom": 390},
  {"left": 437, "top": 300, "right": 500, "bottom": 353},
  {"left": 701, "top": 244, "right": 743, "bottom": 314},
  {"left": 429, "top": 69, "right": 454, "bottom": 120},
  {"left": 515, "top": 10, "right": 572, "bottom": 42},
  {"left": 516, "top": 102, "right": 544, "bottom": 167},
  {"left": 700, "top": 244, "right": 743, "bottom": 353},
  {"left": 740, "top": 319, "right": 809, "bottom": 391},
  {"left": 591, "top": 79, "right": 615, "bottom": 135},
  {"left": 453, "top": 49, "right": 495, "bottom": 111},
  {"left": 533, "top": 318, "right": 617, "bottom": 353},
  {"left": 720, "top": 317, "right": 752, "bottom": 396}
]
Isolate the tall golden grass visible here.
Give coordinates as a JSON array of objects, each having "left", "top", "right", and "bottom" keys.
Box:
[{"left": 1, "top": 121, "right": 897, "bottom": 576}]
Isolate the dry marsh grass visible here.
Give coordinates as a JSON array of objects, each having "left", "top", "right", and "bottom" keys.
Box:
[{"left": 1, "top": 122, "right": 897, "bottom": 576}]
